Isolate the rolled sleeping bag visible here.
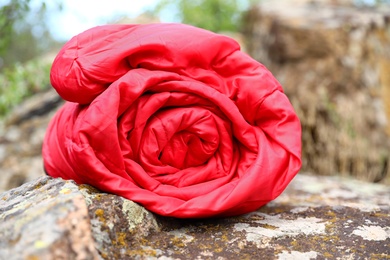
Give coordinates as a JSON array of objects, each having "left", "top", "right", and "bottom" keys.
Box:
[{"left": 43, "top": 23, "right": 302, "bottom": 218}]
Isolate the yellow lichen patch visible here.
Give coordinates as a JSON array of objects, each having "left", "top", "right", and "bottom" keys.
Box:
[
  {"left": 34, "top": 240, "right": 47, "bottom": 249},
  {"left": 33, "top": 182, "right": 43, "bottom": 190},
  {"left": 59, "top": 188, "right": 71, "bottom": 195},
  {"left": 220, "top": 234, "right": 229, "bottom": 242},
  {"left": 323, "top": 252, "right": 333, "bottom": 258},
  {"left": 126, "top": 249, "right": 157, "bottom": 257},
  {"left": 79, "top": 184, "right": 99, "bottom": 194},
  {"left": 199, "top": 243, "right": 212, "bottom": 250},
  {"left": 139, "top": 237, "right": 149, "bottom": 246},
  {"left": 171, "top": 237, "right": 186, "bottom": 248},
  {"left": 95, "top": 209, "right": 105, "bottom": 222},
  {"left": 249, "top": 214, "right": 265, "bottom": 221},
  {"left": 93, "top": 194, "right": 103, "bottom": 201},
  {"left": 290, "top": 239, "right": 299, "bottom": 248},
  {"left": 290, "top": 234, "right": 342, "bottom": 254},
  {"left": 325, "top": 210, "right": 336, "bottom": 218},
  {"left": 26, "top": 255, "right": 40, "bottom": 260},
  {"left": 260, "top": 223, "right": 278, "bottom": 230},
  {"left": 321, "top": 235, "right": 339, "bottom": 243},
  {"left": 325, "top": 221, "right": 337, "bottom": 234},
  {"left": 113, "top": 232, "right": 127, "bottom": 247},
  {"left": 373, "top": 212, "right": 389, "bottom": 218},
  {"left": 269, "top": 207, "right": 287, "bottom": 214},
  {"left": 315, "top": 234, "right": 340, "bottom": 244},
  {"left": 371, "top": 253, "right": 390, "bottom": 260},
  {"left": 214, "top": 247, "right": 223, "bottom": 253},
  {"left": 323, "top": 211, "right": 339, "bottom": 234},
  {"left": 198, "top": 224, "right": 221, "bottom": 232}
]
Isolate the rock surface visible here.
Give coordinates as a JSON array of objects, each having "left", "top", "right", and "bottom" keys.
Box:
[
  {"left": 0, "top": 177, "right": 98, "bottom": 259},
  {"left": 0, "top": 88, "right": 63, "bottom": 193},
  {"left": 1, "top": 174, "right": 389, "bottom": 259},
  {"left": 243, "top": 0, "right": 390, "bottom": 183}
]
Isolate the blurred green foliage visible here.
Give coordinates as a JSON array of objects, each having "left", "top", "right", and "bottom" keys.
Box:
[
  {"left": 0, "top": 0, "right": 60, "bottom": 71},
  {"left": 151, "top": 0, "right": 257, "bottom": 32},
  {"left": 0, "top": 0, "right": 60, "bottom": 119},
  {"left": 0, "top": 59, "right": 51, "bottom": 118},
  {"left": 0, "top": 0, "right": 30, "bottom": 54}
]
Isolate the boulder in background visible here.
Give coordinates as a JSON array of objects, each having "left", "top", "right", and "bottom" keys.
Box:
[{"left": 243, "top": 0, "right": 390, "bottom": 183}]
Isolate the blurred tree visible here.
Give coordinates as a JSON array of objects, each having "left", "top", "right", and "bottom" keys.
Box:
[
  {"left": 150, "top": 0, "right": 258, "bottom": 32},
  {"left": 0, "top": 0, "right": 60, "bottom": 71}
]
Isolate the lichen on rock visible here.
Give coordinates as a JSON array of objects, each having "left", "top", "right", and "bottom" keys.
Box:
[
  {"left": 1, "top": 173, "right": 388, "bottom": 259},
  {"left": 0, "top": 176, "right": 98, "bottom": 260}
]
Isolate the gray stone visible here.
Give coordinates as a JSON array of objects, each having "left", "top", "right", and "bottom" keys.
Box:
[
  {"left": 0, "top": 173, "right": 389, "bottom": 259},
  {"left": 78, "top": 184, "right": 160, "bottom": 259},
  {"left": 0, "top": 88, "right": 64, "bottom": 193},
  {"left": 4, "top": 88, "right": 62, "bottom": 126},
  {"left": 0, "top": 176, "right": 98, "bottom": 260}
]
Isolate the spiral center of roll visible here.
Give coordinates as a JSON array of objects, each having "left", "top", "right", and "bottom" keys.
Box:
[
  {"left": 140, "top": 107, "right": 220, "bottom": 175},
  {"left": 159, "top": 130, "right": 217, "bottom": 169}
]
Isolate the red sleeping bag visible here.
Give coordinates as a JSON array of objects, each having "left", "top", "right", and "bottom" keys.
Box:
[{"left": 43, "top": 23, "right": 301, "bottom": 218}]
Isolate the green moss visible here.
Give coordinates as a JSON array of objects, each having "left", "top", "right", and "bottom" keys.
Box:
[{"left": 0, "top": 59, "right": 51, "bottom": 118}]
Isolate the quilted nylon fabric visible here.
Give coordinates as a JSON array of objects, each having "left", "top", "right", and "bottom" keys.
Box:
[{"left": 43, "top": 23, "right": 302, "bottom": 218}]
